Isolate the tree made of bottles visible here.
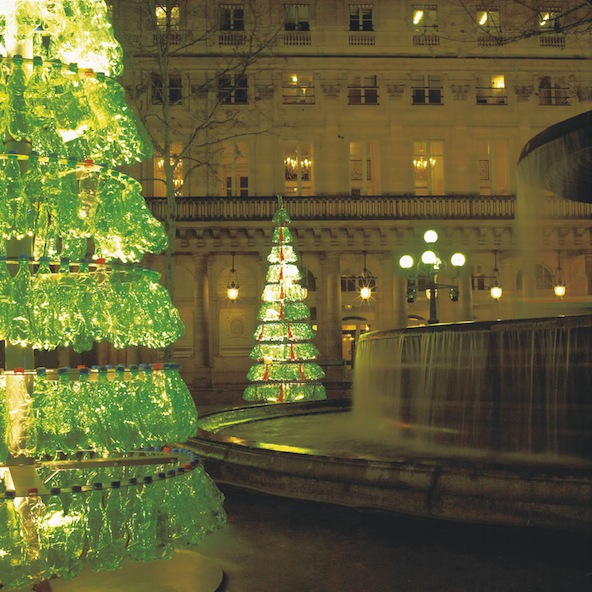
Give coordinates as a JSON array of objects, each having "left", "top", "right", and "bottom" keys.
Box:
[
  {"left": 243, "top": 200, "right": 326, "bottom": 403},
  {"left": 0, "top": 2, "right": 225, "bottom": 590}
]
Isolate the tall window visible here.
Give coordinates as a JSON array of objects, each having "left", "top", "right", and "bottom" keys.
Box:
[
  {"left": 348, "top": 75, "right": 378, "bottom": 105},
  {"left": 411, "top": 74, "right": 442, "bottom": 105},
  {"left": 284, "top": 4, "right": 310, "bottom": 30},
  {"left": 476, "top": 74, "right": 507, "bottom": 105},
  {"left": 477, "top": 141, "right": 509, "bottom": 195},
  {"left": 218, "top": 74, "right": 248, "bottom": 104},
  {"left": 221, "top": 142, "right": 249, "bottom": 197},
  {"left": 412, "top": 5, "right": 438, "bottom": 30},
  {"left": 151, "top": 72, "right": 183, "bottom": 104},
  {"left": 349, "top": 4, "right": 373, "bottom": 31},
  {"left": 154, "top": 143, "right": 183, "bottom": 198},
  {"left": 282, "top": 73, "right": 315, "bottom": 104},
  {"left": 155, "top": 2, "right": 180, "bottom": 29},
  {"left": 413, "top": 141, "right": 443, "bottom": 196},
  {"left": 476, "top": 8, "right": 501, "bottom": 33},
  {"left": 350, "top": 142, "right": 377, "bottom": 196},
  {"left": 538, "top": 76, "right": 569, "bottom": 105},
  {"left": 538, "top": 8, "right": 561, "bottom": 32},
  {"left": 284, "top": 142, "right": 313, "bottom": 197},
  {"left": 220, "top": 4, "right": 244, "bottom": 30}
]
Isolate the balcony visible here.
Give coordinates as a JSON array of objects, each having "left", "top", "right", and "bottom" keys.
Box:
[{"left": 476, "top": 88, "right": 508, "bottom": 105}]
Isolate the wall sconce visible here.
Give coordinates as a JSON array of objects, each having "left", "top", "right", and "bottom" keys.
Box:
[
  {"left": 553, "top": 250, "right": 566, "bottom": 298},
  {"left": 227, "top": 252, "right": 240, "bottom": 301},
  {"left": 490, "top": 250, "right": 502, "bottom": 300},
  {"left": 359, "top": 252, "right": 374, "bottom": 301}
]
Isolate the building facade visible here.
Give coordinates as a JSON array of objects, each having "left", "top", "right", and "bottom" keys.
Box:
[{"left": 104, "top": 1, "right": 592, "bottom": 389}]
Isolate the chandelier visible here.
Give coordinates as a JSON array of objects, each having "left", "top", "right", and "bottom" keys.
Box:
[
  {"left": 284, "top": 156, "right": 311, "bottom": 180},
  {"left": 413, "top": 155, "right": 436, "bottom": 171}
]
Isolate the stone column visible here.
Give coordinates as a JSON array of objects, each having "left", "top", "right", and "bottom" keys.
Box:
[
  {"left": 192, "top": 253, "right": 211, "bottom": 386},
  {"left": 378, "top": 252, "right": 407, "bottom": 330},
  {"left": 585, "top": 253, "right": 592, "bottom": 296},
  {"left": 317, "top": 252, "right": 343, "bottom": 378}
]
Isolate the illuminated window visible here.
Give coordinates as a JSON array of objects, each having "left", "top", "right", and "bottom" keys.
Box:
[
  {"left": 476, "top": 8, "right": 500, "bottom": 32},
  {"left": 412, "top": 5, "right": 437, "bottom": 30},
  {"left": 413, "top": 141, "right": 444, "bottom": 196},
  {"left": 151, "top": 72, "right": 183, "bottom": 104},
  {"left": 285, "top": 4, "right": 310, "bottom": 31},
  {"left": 154, "top": 144, "right": 183, "bottom": 198},
  {"left": 282, "top": 73, "right": 315, "bottom": 104},
  {"left": 220, "top": 4, "right": 244, "bottom": 31},
  {"left": 348, "top": 75, "right": 378, "bottom": 105},
  {"left": 349, "top": 4, "right": 373, "bottom": 31},
  {"left": 538, "top": 8, "right": 561, "bottom": 32},
  {"left": 218, "top": 75, "right": 248, "bottom": 104},
  {"left": 476, "top": 74, "right": 507, "bottom": 105},
  {"left": 284, "top": 142, "right": 313, "bottom": 196},
  {"left": 155, "top": 2, "right": 180, "bottom": 28}
]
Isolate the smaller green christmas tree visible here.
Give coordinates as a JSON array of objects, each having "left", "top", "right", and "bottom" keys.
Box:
[{"left": 244, "top": 200, "right": 326, "bottom": 403}]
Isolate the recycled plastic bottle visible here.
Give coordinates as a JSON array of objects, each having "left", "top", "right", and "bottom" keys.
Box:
[
  {"left": 56, "top": 367, "right": 79, "bottom": 453},
  {"left": 25, "top": 56, "right": 62, "bottom": 157},
  {"left": 31, "top": 366, "right": 56, "bottom": 457},
  {"left": 75, "top": 366, "right": 96, "bottom": 451},
  {"left": 0, "top": 378, "right": 7, "bottom": 463},
  {"left": 8, "top": 255, "right": 33, "bottom": 346},
  {"left": 0, "top": 492, "right": 30, "bottom": 589},
  {"left": 71, "top": 258, "right": 99, "bottom": 352},
  {"left": 163, "top": 362, "right": 198, "bottom": 442},
  {"left": 18, "top": 488, "right": 49, "bottom": 582},
  {"left": 154, "top": 473, "right": 174, "bottom": 560},
  {"left": 105, "top": 364, "right": 131, "bottom": 452},
  {"left": 0, "top": 57, "right": 9, "bottom": 139},
  {"left": 0, "top": 256, "right": 14, "bottom": 341},
  {"left": 85, "top": 482, "right": 105, "bottom": 572},
  {"left": 101, "top": 481, "right": 127, "bottom": 570},
  {"left": 62, "top": 484, "right": 85, "bottom": 580},
  {"left": 42, "top": 488, "right": 69, "bottom": 577},
  {"left": 31, "top": 256, "right": 55, "bottom": 351},
  {"left": 5, "top": 152, "right": 22, "bottom": 236},
  {"left": 128, "top": 476, "right": 158, "bottom": 562},
  {"left": 15, "top": 153, "right": 40, "bottom": 239},
  {"left": 7, "top": 55, "right": 28, "bottom": 142}
]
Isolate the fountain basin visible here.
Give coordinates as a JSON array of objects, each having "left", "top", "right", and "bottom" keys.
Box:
[{"left": 189, "top": 400, "right": 592, "bottom": 535}]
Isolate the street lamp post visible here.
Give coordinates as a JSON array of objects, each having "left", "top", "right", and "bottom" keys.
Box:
[{"left": 399, "top": 230, "right": 466, "bottom": 324}]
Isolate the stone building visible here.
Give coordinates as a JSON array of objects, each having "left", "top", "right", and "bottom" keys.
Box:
[{"left": 104, "top": 1, "right": 592, "bottom": 390}]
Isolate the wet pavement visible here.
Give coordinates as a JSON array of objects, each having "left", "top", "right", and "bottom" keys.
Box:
[{"left": 199, "top": 484, "right": 591, "bottom": 592}]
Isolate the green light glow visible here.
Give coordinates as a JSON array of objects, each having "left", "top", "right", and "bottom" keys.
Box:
[{"left": 244, "top": 203, "right": 326, "bottom": 403}]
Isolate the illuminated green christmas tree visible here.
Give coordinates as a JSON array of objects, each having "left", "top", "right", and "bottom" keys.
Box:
[{"left": 244, "top": 200, "right": 326, "bottom": 403}]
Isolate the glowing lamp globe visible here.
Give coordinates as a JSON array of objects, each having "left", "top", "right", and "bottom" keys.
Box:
[
  {"left": 399, "top": 255, "right": 414, "bottom": 269},
  {"left": 421, "top": 250, "right": 437, "bottom": 265},
  {"left": 360, "top": 285, "right": 372, "bottom": 300},
  {"left": 451, "top": 253, "right": 466, "bottom": 267},
  {"left": 554, "top": 284, "right": 566, "bottom": 297},
  {"left": 423, "top": 230, "right": 438, "bottom": 244},
  {"left": 490, "top": 285, "right": 503, "bottom": 300}
]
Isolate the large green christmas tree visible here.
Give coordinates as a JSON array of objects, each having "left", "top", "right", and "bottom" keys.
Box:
[
  {"left": 0, "top": 2, "right": 225, "bottom": 590},
  {"left": 244, "top": 200, "right": 326, "bottom": 403}
]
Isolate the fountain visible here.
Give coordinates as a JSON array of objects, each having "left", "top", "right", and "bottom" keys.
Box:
[
  {"left": 190, "top": 112, "right": 592, "bottom": 535},
  {"left": 352, "top": 316, "right": 592, "bottom": 462}
]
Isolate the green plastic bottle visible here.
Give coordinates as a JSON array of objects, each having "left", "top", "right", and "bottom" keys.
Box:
[
  {"left": 6, "top": 55, "right": 28, "bottom": 142},
  {"left": 42, "top": 488, "right": 69, "bottom": 578},
  {"left": 15, "top": 152, "right": 40, "bottom": 239},
  {"left": 0, "top": 492, "right": 30, "bottom": 589},
  {"left": 128, "top": 476, "right": 158, "bottom": 562},
  {"left": 85, "top": 482, "right": 106, "bottom": 572},
  {"left": 0, "top": 256, "right": 14, "bottom": 341},
  {"left": 101, "top": 481, "right": 127, "bottom": 570},
  {"left": 0, "top": 57, "right": 9, "bottom": 139},
  {"left": 62, "top": 484, "right": 85, "bottom": 580},
  {"left": 4, "top": 152, "right": 22, "bottom": 237},
  {"left": 8, "top": 255, "right": 33, "bottom": 346}
]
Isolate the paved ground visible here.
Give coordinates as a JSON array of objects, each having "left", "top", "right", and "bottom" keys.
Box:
[{"left": 198, "top": 484, "right": 591, "bottom": 592}]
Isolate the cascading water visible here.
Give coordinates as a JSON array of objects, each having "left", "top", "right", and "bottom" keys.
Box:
[{"left": 352, "top": 316, "right": 592, "bottom": 461}]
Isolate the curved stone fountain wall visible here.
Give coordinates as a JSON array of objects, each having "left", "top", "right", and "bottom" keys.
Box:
[{"left": 352, "top": 315, "right": 592, "bottom": 461}]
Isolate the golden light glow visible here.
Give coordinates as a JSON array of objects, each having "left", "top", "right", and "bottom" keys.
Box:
[
  {"left": 413, "top": 10, "right": 424, "bottom": 25},
  {"left": 490, "top": 284, "right": 503, "bottom": 300},
  {"left": 554, "top": 284, "right": 566, "bottom": 298},
  {"left": 413, "top": 156, "right": 436, "bottom": 170}
]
